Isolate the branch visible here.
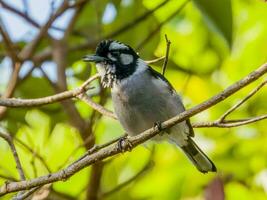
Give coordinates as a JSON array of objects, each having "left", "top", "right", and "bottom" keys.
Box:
[
  {"left": 0, "top": 129, "right": 25, "bottom": 181},
  {"left": 0, "top": 19, "right": 20, "bottom": 61},
  {"left": 107, "top": 0, "right": 169, "bottom": 38},
  {"left": 193, "top": 80, "right": 267, "bottom": 128},
  {"left": 218, "top": 80, "right": 267, "bottom": 122},
  {"left": 77, "top": 93, "right": 117, "bottom": 120},
  {"left": 136, "top": 0, "right": 190, "bottom": 50},
  {"left": 18, "top": 0, "right": 70, "bottom": 60},
  {"left": 146, "top": 56, "right": 165, "bottom": 64},
  {"left": 14, "top": 138, "right": 52, "bottom": 173},
  {"left": 193, "top": 114, "right": 267, "bottom": 128},
  {"left": 0, "top": 74, "right": 99, "bottom": 107},
  {"left": 161, "top": 34, "right": 171, "bottom": 75},
  {"left": 0, "top": 62, "right": 21, "bottom": 119},
  {"left": 0, "top": 62, "right": 266, "bottom": 196},
  {"left": 32, "top": 0, "right": 171, "bottom": 64},
  {"left": 101, "top": 151, "right": 154, "bottom": 198}
]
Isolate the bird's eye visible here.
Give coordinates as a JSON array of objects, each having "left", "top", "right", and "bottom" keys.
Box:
[{"left": 111, "top": 51, "right": 120, "bottom": 57}]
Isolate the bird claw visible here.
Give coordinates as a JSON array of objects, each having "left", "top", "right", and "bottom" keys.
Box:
[
  {"left": 117, "top": 134, "right": 133, "bottom": 152},
  {"left": 153, "top": 121, "right": 164, "bottom": 135}
]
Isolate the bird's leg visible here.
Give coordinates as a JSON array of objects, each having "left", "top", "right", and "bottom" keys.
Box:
[
  {"left": 117, "top": 133, "right": 133, "bottom": 152},
  {"left": 153, "top": 121, "right": 165, "bottom": 136}
]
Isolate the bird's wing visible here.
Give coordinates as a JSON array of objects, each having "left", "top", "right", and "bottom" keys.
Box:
[{"left": 147, "top": 66, "right": 195, "bottom": 137}]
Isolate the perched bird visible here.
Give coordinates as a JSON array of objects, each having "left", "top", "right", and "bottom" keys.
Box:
[{"left": 83, "top": 40, "right": 216, "bottom": 173}]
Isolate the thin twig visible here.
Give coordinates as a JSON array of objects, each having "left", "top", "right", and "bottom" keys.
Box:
[
  {"left": 136, "top": 0, "right": 190, "bottom": 50},
  {"left": 161, "top": 34, "right": 171, "bottom": 75},
  {"left": 12, "top": 187, "right": 40, "bottom": 200},
  {"left": 0, "top": 62, "right": 21, "bottom": 119},
  {"left": 0, "top": 62, "right": 266, "bottom": 195},
  {"left": 146, "top": 56, "right": 165, "bottom": 64},
  {"left": 101, "top": 149, "right": 155, "bottom": 198},
  {"left": 218, "top": 80, "right": 267, "bottom": 122},
  {"left": 32, "top": 0, "right": 171, "bottom": 63},
  {"left": 77, "top": 93, "right": 117, "bottom": 120},
  {"left": 14, "top": 138, "right": 52, "bottom": 173},
  {"left": 193, "top": 114, "right": 267, "bottom": 128},
  {"left": 0, "top": 129, "right": 26, "bottom": 181}
]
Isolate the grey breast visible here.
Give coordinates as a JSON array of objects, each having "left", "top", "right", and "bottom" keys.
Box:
[
  {"left": 112, "top": 72, "right": 188, "bottom": 138},
  {"left": 111, "top": 70, "right": 187, "bottom": 137}
]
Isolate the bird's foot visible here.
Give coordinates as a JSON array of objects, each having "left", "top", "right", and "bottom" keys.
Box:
[
  {"left": 117, "top": 134, "right": 133, "bottom": 152},
  {"left": 153, "top": 121, "right": 164, "bottom": 136}
]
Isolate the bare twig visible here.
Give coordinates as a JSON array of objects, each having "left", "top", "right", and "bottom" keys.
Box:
[
  {"left": 107, "top": 0, "right": 170, "bottom": 38},
  {"left": 218, "top": 80, "right": 267, "bottom": 122},
  {"left": 77, "top": 93, "right": 117, "bottom": 120},
  {"left": 146, "top": 56, "right": 165, "bottom": 64},
  {"left": 14, "top": 138, "right": 52, "bottom": 173},
  {"left": 0, "top": 62, "right": 21, "bottom": 119},
  {"left": 0, "top": 74, "right": 99, "bottom": 107},
  {"left": 193, "top": 80, "right": 267, "bottom": 128},
  {"left": 193, "top": 114, "right": 267, "bottom": 128},
  {"left": 0, "top": 20, "right": 20, "bottom": 61},
  {"left": 18, "top": 0, "right": 69, "bottom": 60},
  {"left": 12, "top": 186, "right": 40, "bottom": 200},
  {"left": 0, "top": 129, "right": 26, "bottom": 181},
  {"left": 32, "top": 0, "right": 171, "bottom": 63},
  {"left": 137, "top": 0, "right": 190, "bottom": 50},
  {"left": 0, "top": 62, "right": 266, "bottom": 195},
  {"left": 161, "top": 34, "right": 171, "bottom": 75},
  {"left": 101, "top": 150, "right": 155, "bottom": 198}
]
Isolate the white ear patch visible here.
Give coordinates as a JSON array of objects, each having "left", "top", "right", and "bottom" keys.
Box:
[
  {"left": 120, "top": 53, "right": 133, "bottom": 65},
  {"left": 107, "top": 53, "right": 117, "bottom": 61},
  {"left": 109, "top": 41, "right": 128, "bottom": 51}
]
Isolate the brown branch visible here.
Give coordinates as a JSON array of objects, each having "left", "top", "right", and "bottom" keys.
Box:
[
  {"left": 0, "top": 74, "right": 99, "bottom": 107},
  {"left": 0, "top": 20, "right": 19, "bottom": 61},
  {"left": 0, "top": 62, "right": 266, "bottom": 196},
  {"left": 86, "top": 162, "right": 104, "bottom": 200},
  {"left": 0, "top": 129, "right": 26, "bottom": 181},
  {"left": 193, "top": 114, "right": 267, "bottom": 128},
  {"left": 136, "top": 0, "right": 190, "bottom": 50},
  {"left": 146, "top": 56, "right": 165, "bottom": 64},
  {"left": 32, "top": 0, "right": 171, "bottom": 63},
  {"left": 12, "top": 186, "right": 41, "bottom": 200},
  {"left": 77, "top": 93, "right": 117, "bottom": 120},
  {"left": 193, "top": 80, "right": 267, "bottom": 128},
  {"left": 107, "top": 0, "right": 170, "bottom": 38},
  {"left": 18, "top": 0, "right": 69, "bottom": 60},
  {"left": 0, "top": 62, "right": 21, "bottom": 119},
  {"left": 218, "top": 80, "right": 267, "bottom": 122},
  {"left": 101, "top": 152, "right": 154, "bottom": 198},
  {"left": 14, "top": 138, "right": 52, "bottom": 173},
  {"left": 161, "top": 34, "right": 171, "bottom": 75}
]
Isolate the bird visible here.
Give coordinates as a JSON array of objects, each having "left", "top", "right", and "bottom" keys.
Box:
[{"left": 83, "top": 39, "right": 216, "bottom": 173}]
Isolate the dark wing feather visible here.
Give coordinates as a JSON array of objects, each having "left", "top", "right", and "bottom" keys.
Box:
[
  {"left": 147, "top": 66, "right": 175, "bottom": 93},
  {"left": 147, "top": 66, "right": 195, "bottom": 137}
]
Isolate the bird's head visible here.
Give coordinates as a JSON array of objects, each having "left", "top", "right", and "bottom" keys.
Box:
[{"left": 83, "top": 40, "right": 140, "bottom": 87}]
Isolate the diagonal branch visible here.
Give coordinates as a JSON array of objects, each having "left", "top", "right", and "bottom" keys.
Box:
[
  {"left": 0, "top": 62, "right": 266, "bottom": 196},
  {"left": 0, "top": 129, "right": 26, "bottom": 181},
  {"left": 193, "top": 80, "right": 267, "bottom": 128},
  {"left": 0, "top": 74, "right": 99, "bottom": 107},
  {"left": 218, "top": 80, "right": 267, "bottom": 122}
]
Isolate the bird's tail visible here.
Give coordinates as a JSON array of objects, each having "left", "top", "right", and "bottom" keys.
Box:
[{"left": 181, "top": 137, "right": 217, "bottom": 173}]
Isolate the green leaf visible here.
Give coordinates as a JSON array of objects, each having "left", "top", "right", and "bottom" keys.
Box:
[{"left": 193, "top": 0, "right": 233, "bottom": 46}]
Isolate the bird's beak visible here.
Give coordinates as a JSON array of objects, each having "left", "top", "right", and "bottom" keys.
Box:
[{"left": 83, "top": 55, "right": 108, "bottom": 63}]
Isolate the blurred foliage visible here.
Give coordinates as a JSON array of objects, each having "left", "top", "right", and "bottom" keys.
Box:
[{"left": 0, "top": 0, "right": 267, "bottom": 199}]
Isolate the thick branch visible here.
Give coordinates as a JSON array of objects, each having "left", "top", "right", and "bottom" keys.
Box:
[
  {"left": 0, "top": 74, "right": 99, "bottom": 107},
  {"left": 0, "top": 62, "right": 266, "bottom": 195}
]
